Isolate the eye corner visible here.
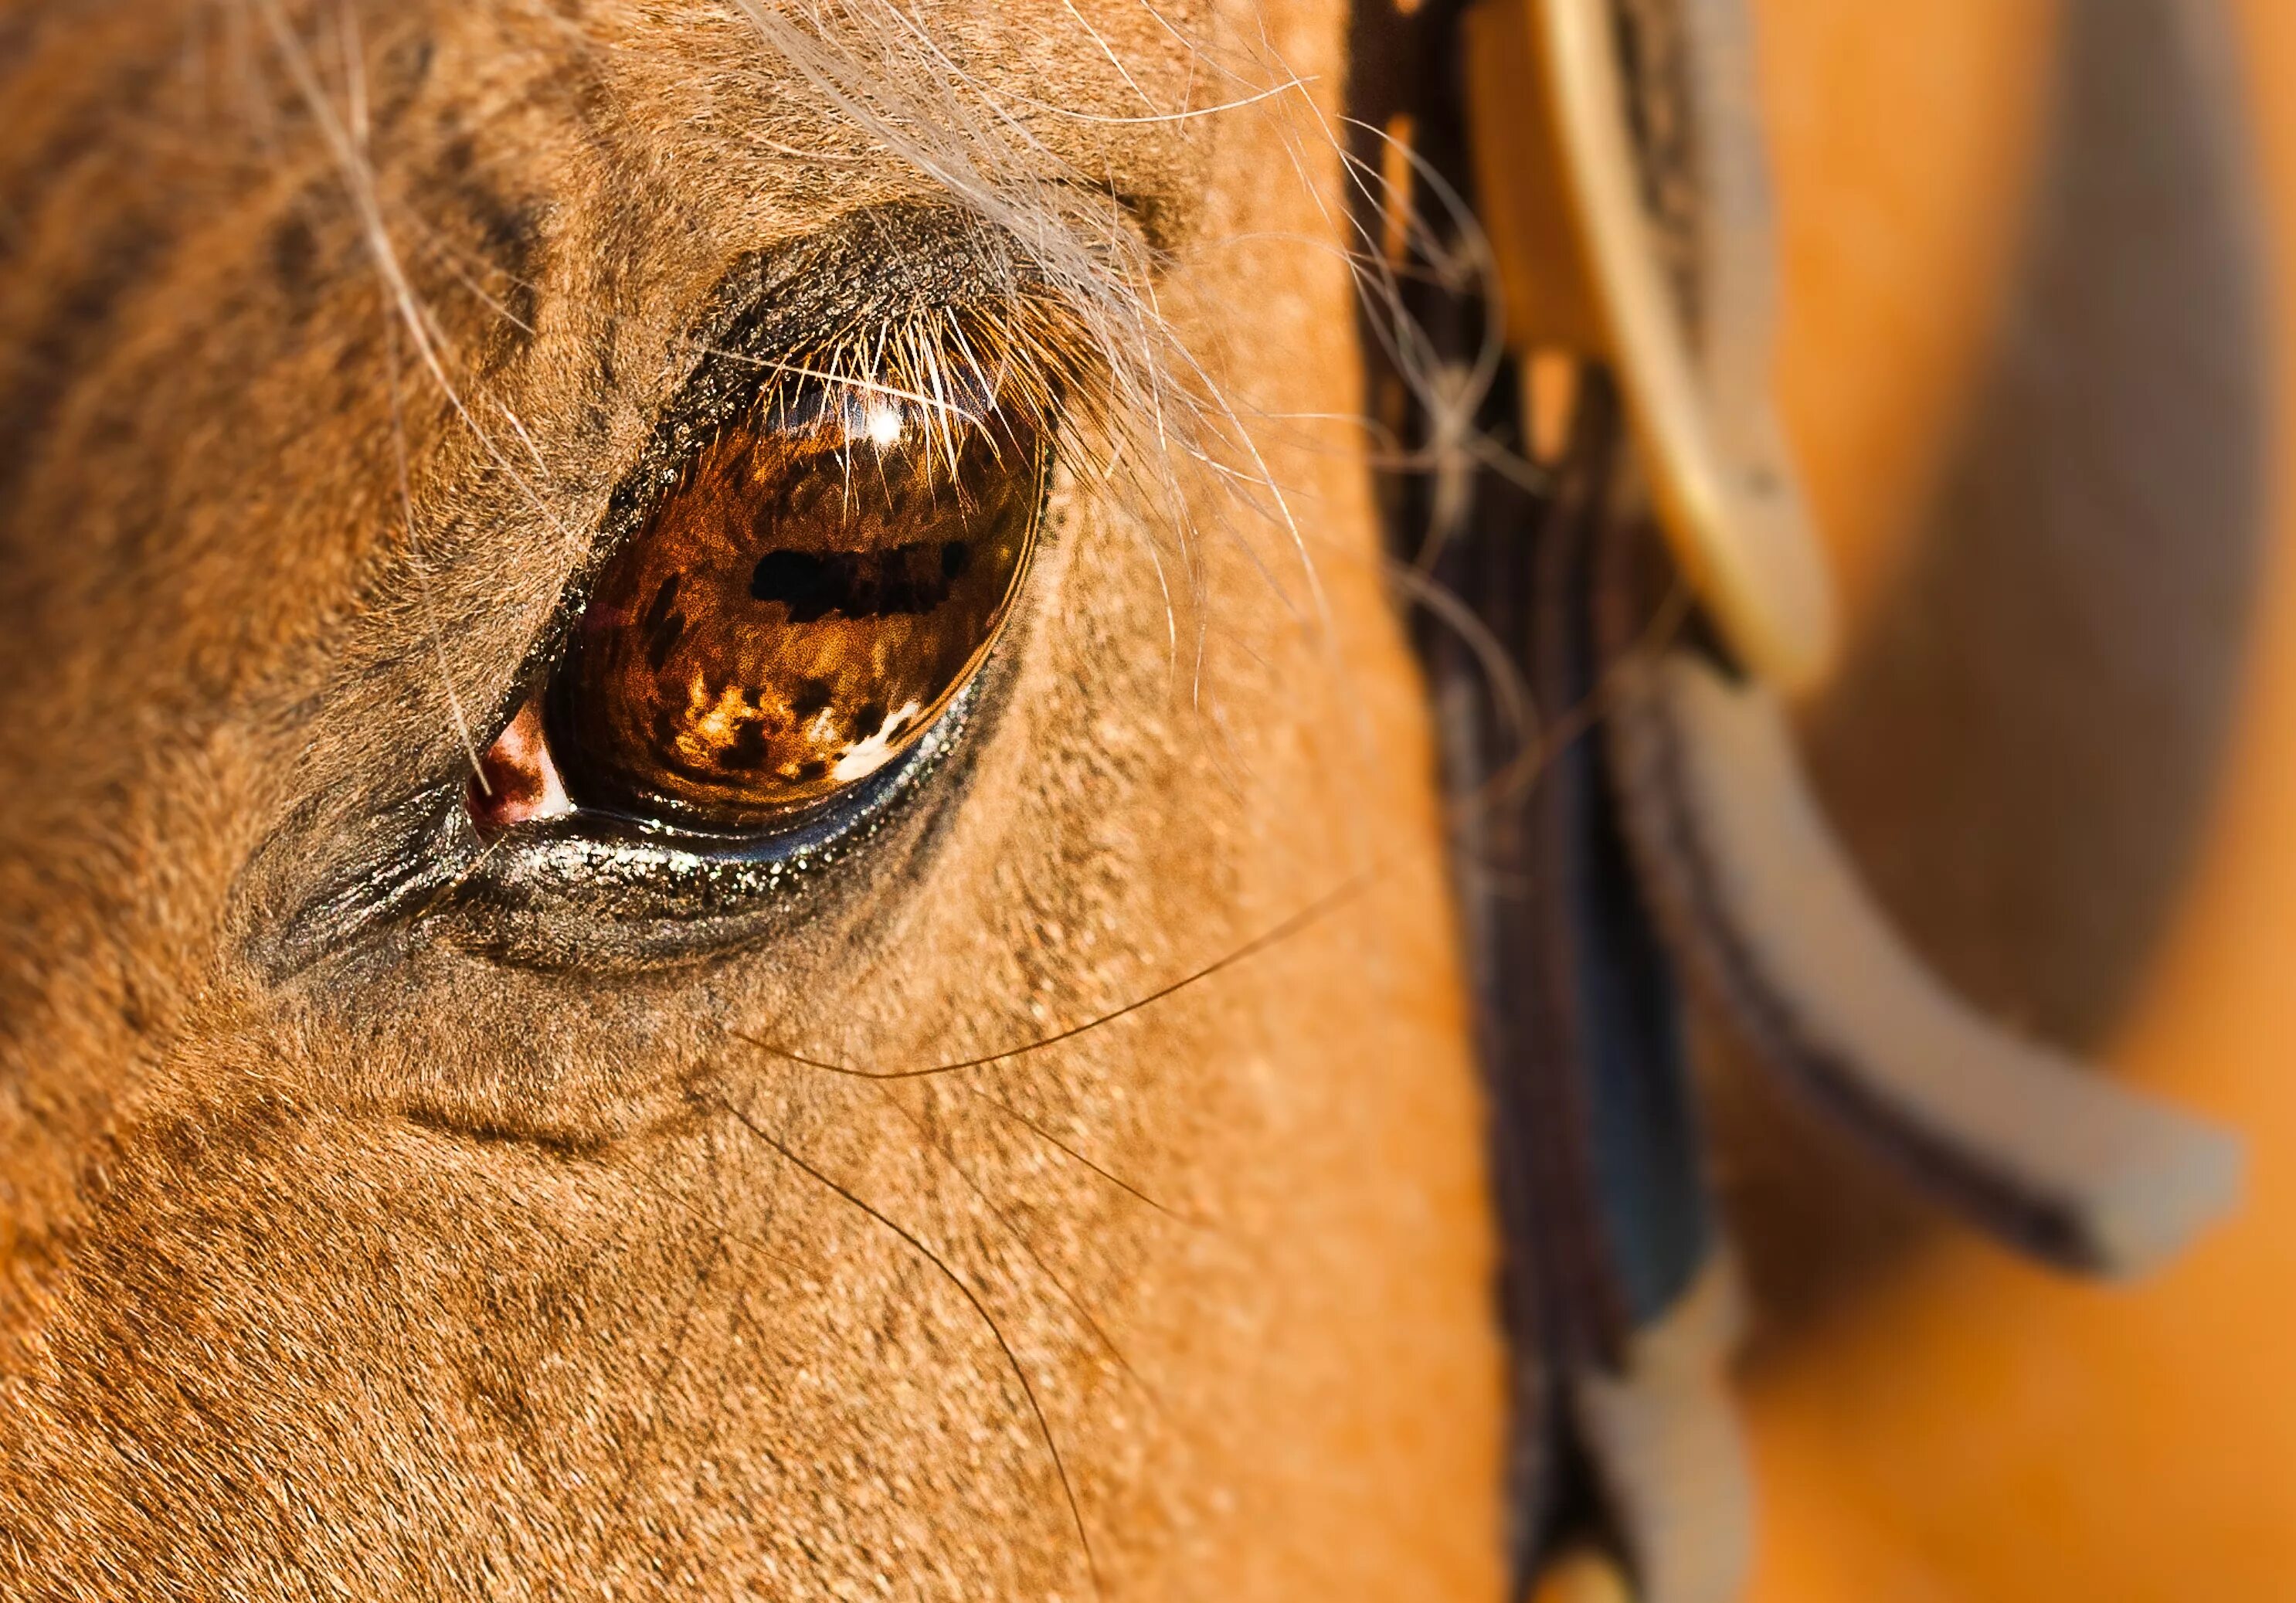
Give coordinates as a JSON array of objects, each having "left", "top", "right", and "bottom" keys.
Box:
[{"left": 466, "top": 697, "right": 573, "bottom": 841}]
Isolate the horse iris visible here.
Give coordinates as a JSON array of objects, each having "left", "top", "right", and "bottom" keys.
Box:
[{"left": 542, "top": 392, "right": 1045, "bottom": 831}]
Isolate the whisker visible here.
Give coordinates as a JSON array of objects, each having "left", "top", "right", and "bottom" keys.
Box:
[
  {"left": 382, "top": 312, "right": 489, "bottom": 790},
  {"left": 871, "top": 1082, "right": 1166, "bottom": 1417},
  {"left": 494, "top": 399, "right": 550, "bottom": 477},
  {"left": 715, "top": 1092, "right": 1102, "bottom": 1603},
  {"left": 732, "top": 874, "right": 1367, "bottom": 1082},
  {"left": 960, "top": 1086, "right": 1203, "bottom": 1228}
]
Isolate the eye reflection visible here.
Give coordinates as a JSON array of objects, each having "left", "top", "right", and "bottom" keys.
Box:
[{"left": 474, "top": 384, "right": 1048, "bottom": 841}]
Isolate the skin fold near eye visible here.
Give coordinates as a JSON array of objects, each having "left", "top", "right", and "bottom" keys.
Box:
[{"left": 479, "top": 388, "right": 1048, "bottom": 837}]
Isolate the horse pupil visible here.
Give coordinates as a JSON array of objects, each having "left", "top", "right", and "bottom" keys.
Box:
[
  {"left": 746, "top": 540, "right": 966, "bottom": 623},
  {"left": 545, "top": 397, "right": 1043, "bottom": 828}
]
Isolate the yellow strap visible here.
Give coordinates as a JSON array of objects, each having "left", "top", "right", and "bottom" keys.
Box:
[
  {"left": 1463, "top": 0, "right": 1836, "bottom": 691},
  {"left": 1529, "top": 1549, "right": 1635, "bottom": 1603}
]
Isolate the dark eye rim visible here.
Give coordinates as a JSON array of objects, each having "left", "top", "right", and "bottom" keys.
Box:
[
  {"left": 427, "top": 416, "right": 1059, "bottom": 963},
  {"left": 460, "top": 387, "right": 1052, "bottom": 869},
  {"left": 464, "top": 209, "right": 1081, "bottom": 855}
]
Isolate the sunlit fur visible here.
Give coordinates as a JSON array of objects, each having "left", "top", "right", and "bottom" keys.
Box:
[{"left": 0, "top": 0, "right": 1505, "bottom": 1597}]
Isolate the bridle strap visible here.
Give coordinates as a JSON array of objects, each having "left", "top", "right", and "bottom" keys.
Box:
[{"left": 1348, "top": 2, "right": 2242, "bottom": 1598}]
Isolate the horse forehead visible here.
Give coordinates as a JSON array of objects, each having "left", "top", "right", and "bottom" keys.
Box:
[{"left": 532, "top": 0, "right": 1222, "bottom": 235}]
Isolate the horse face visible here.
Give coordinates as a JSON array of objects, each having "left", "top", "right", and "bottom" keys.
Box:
[{"left": 0, "top": 0, "right": 1506, "bottom": 1595}]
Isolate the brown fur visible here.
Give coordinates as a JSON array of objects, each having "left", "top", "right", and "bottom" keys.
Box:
[{"left": 0, "top": 2, "right": 1504, "bottom": 1596}]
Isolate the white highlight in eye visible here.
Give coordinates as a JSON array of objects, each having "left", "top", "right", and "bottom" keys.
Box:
[
  {"left": 861, "top": 399, "right": 905, "bottom": 448},
  {"left": 833, "top": 700, "right": 922, "bottom": 781}
]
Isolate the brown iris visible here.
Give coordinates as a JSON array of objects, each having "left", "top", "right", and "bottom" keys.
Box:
[{"left": 538, "top": 389, "right": 1044, "bottom": 832}]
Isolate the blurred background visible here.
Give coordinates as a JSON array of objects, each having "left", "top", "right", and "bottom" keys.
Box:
[{"left": 1733, "top": 0, "right": 2296, "bottom": 1595}]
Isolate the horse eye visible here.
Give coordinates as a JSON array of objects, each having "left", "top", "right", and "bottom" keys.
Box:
[{"left": 472, "top": 389, "right": 1047, "bottom": 838}]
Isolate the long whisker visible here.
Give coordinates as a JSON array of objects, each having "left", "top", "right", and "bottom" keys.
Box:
[
  {"left": 961, "top": 1086, "right": 1201, "bottom": 1227},
  {"left": 732, "top": 874, "right": 1367, "bottom": 1082},
  {"left": 382, "top": 314, "right": 488, "bottom": 790},
  {"left": 715, "top": 1094, "right": 1102, "bottom": 1603},
  {"left": 871, "top": 1082, "right": 1165, "bottom": 1416}
]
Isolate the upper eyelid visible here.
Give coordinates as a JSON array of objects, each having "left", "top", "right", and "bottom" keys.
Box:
[{"left": 706, "top": 285, "right": 1103, "bottom": 444}]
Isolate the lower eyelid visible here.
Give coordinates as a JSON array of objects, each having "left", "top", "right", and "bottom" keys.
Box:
[{"left": 423, "top": 674, "right": 990, "bottom": 969}]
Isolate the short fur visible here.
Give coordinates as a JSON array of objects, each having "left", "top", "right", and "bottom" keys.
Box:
[{"left": 0, "top": 1, "right": 1504, "bottom": 1597}]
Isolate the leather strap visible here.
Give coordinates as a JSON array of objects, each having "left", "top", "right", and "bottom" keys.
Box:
[{"left": 1347, "top": 2, "right": 2240, "bottom": 1595}]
